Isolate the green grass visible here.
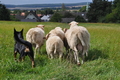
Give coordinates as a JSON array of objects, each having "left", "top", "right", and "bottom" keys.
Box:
[{"left": 0, "top": 21, "right": 120, "bottom": 80}]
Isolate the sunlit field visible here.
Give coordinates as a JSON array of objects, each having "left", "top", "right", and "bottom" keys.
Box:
[{"left": 0, "top": 21, "right": 120, "bottom": 80}]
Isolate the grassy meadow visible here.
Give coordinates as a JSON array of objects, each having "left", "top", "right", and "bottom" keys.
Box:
[{"left": 0, "top": 21, "right": 120, "bottom": 80}]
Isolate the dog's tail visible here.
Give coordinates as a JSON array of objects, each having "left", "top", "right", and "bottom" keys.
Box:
[{"left": 14, "top": 29, "right": 33, "bottom": 49}]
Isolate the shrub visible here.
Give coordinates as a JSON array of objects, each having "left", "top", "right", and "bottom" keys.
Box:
[
  {"left": 50, "top": 12, "right": 62, "bottom": 22},
  {"left": 75, "top": 15, "right": 86, "bottom": 22}
]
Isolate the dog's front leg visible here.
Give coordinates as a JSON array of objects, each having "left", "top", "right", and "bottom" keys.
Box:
[
  {"left": 19, "top": 55, "right": 22, "bottom": 62},
  {"left": 28, "top": 54, "right": 35, "bottom": 68},
  {"left": 22, "top": 56, "right": 25, "bottom": 61},
  {"left": 14, "top": 51, "right": 18, "bottom": 62}
]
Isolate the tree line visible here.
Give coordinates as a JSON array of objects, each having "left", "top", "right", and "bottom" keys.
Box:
[
  {"left": 0, "top": 0, "right": 120, "bottom": 23},
  {"left": 87, "top": 0, "right": 120, "bottom": 23},
  {"left": 0, "top": 4, "right": 10, "bottom": 20}
]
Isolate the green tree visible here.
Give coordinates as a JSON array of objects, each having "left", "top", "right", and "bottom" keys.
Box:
[
  {"left": 10, "top": 14, "right": 19, "bottom": 21},
  {"left": 0, "top": 4, "right": 10, "bottom": 20},
  {"left": 79, "top": 6, "right": 86, "bottom": 12},
  {"left": 75, "top": 15, "right": 86, "bottom": 22},
  {"left": 113, "top": 0, "right": 119, "bottom": 8},
  {"left": 62, "top": 11, "right": 74, "bottom": 18},
  {"left": 87, "top": 0, "right": 112, "bottom": 22},
  {"left": 36, "top": 9, "right": 44, "bottom": 14},
  {"left": 61, "top": 3, "right": 66, "bottom": 11},
  {"left": 50, "top": 12, "right": 62, "bottom": 22},
  {"left": 44, "top": 8, "right": 54, "bottom": 15},
  {"left": 105, "top": 0, "right": 120, "bottom": 23},
  {"left": 12, "top": 10, "right": 21, "bottom": 14}
]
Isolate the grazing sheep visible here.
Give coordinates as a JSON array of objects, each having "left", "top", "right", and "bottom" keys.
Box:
[
  {"left": 63, "top": 28, "right": 70, "bottom": 52},
  {"left": 49, "top": 27, "right": 65, "bottom": 41},
  {"left": 48, "top": 27, "right": 69, "bottom": 52},
  {"left": 26, "top": 25, "right": 45, "bottom": 58},
  {"left": 65, "top": 21, "right": 90, "bottom": 65},
  {"left": 46, "top": 33, "right": 64, "bottom": 59}
]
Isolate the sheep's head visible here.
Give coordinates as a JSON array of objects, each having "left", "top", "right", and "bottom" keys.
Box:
[
  {"left": 69, "top": 21, "right": 78, "bottom": 28},
  {"left": 36, "top": 25, "right": 45, "bottom": 30}
]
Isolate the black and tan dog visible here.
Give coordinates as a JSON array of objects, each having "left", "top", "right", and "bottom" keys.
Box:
[{"left": 14, "top": 28, "right": 35, "bottom": 68}]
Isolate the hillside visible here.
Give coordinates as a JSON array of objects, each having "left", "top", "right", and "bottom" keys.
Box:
[{"left": 5, "top": 2, "right": 91, "bottom": 10}]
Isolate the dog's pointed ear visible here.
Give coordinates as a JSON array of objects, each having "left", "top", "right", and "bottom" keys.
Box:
[
  {"left": 14, "top": 28, "right": 17, "bottom": 34},
  {"left": 21, "top": 29, "right": 24, "bottom": 32},
  {"left": 20, "top": 29, "right": 24, "bottom": 34},
  {"left": 14, "top": 28, "right": 16, "bottom": 32}
]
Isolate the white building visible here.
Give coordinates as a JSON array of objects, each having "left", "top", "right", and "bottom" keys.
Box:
[
  {"left": 21, "top": 10, "right": 41, "bottom": 22},
  {"left": 41, "top": 15, "right": 51, "bottom": 22}
]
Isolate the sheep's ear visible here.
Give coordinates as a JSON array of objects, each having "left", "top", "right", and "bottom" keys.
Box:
[
  {"left": 36, "top": 26, "right": 38, "bottom": 27},
  {"left": 63, "top": 28, "right": 68, "bottom": 33},
  {"left": 42, "top": 25, "right": 45, "bottom": 27},
  {"left": 69, "top": 23, "right": 71, "bottom": 25},
  {"left": 46, "top": 33, "right": 50, "bottom": 40},
  {"left": 77, "top": 22, "right": 79, "bottom": 25},
  {"left": 43, "top": 37, "right": 46, "bottom": 39}
]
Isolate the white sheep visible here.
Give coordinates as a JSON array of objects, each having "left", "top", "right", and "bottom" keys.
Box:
[
  {"left": 65, "top": 21, "right": 90, "bottom": 65},
  {"left": 26, "top": 25, "right": 45, "bottom": 58},
  {"left": 46, "top": 33, "right": 64, "bottom": 59},
  {"left": 48, "top": 27, "right": 69, "bottom": 52},
  {"left": 49, "top": 27, "right": 65, "bottom": 41}
]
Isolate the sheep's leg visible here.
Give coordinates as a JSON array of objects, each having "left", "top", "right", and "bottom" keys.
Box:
[
  {"left": 81, "top": 48, "right": 86, "bottom": 64},
  {"left": 73, "top": 51, "right": 77, "bottom": 62},
  {"left": 76, "top": 51, "right": 80, "bottom": 65},
  {"left": 59, "top": 52, "right": 63, "bottom": 60},
  {"left": 50, "top": 53, "right": 53, "bottom": 59},
  {"left": 84, "top": 46, "right": 88, "bottom": 57},
  {"left": 38, "top": 45, "right": 41, "bottom": 54},
  {"left": 69, "top": 49, "right": 73, "bottom": 63},
  {"left": 86, "top": 52, "right": 88, "bottom": 57},
  {"left": 74, "top": 47, "right": 80, "bottom": 65},
  {"left": 34, "top": 45, "right": 39, "bottom": 58},
  {"left": 48, "top": 53, "right": 51, "bottom": 59},
  {"left": 81, "top": 54, "right": 84, "bottom": 64},
  {"left": 37, "top": 48, "right": 40, "bottom": 54},
  {"left": 47, "top": 50, "right": 53, "bottom": 59},
  {"left": 34, "top": 48, "right": 37, "bottom": 58},
  {"left": 48, "top": 53, "right": 53, "bottom": 59}
]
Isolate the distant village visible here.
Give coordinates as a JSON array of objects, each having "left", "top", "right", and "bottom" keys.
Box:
[
  {"left": 1, "top": 1, "right": 116, "bottom": 23},
  {"left": 11, "top": 10, "right": 87, "bottom": 23},
  {"left": 9, "top": 3, "right": 89, "bottom": 23}
]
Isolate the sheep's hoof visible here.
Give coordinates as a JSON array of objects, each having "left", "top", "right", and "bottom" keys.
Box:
[
  {"left": 14, "top": 59, "right": 18, "bottom": 63},
  {"left": 77, "top": 63, "right": 81, "bottom": 66},
  {"left": 32, "top": 65, "right": 35, "bottom": 68}
]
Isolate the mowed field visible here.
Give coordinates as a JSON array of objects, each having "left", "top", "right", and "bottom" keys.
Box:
[{"left": 0, "top": 21, "right": 120, "bottom": 80}]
